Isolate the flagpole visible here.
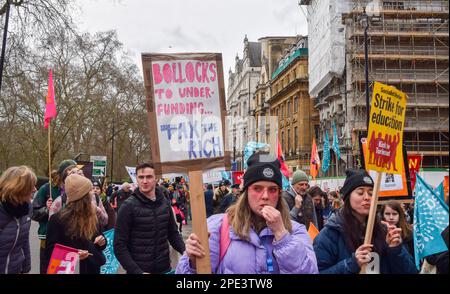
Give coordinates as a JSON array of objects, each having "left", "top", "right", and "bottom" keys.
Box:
[{"left": 48, "top": 121, "right": 52, "bottom": 200}]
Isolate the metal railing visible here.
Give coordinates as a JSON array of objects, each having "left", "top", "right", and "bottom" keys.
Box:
[
  {"left": 353, "top": 68, "right": 449, "bottom": 81},
  {"left": 354, "top": 45, "right": 449, "bottom": 56}
]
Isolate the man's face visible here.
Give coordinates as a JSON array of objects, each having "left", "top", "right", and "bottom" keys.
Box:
[
  {"left": 137, "top": 167, "right": 156, "bottom": 195},
  {"left": 293, "top": 181, "right": 309, "bottom": 195}
]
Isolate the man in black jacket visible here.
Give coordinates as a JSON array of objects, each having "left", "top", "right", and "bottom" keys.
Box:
[{"left": 114, "top": 163, "right": 185, "bottom": 274}]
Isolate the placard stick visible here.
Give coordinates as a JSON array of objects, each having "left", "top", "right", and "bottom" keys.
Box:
[
  {"left": 188, "top": 170, "right": 211, "bottom": 274},
  {"left": 360, "top": 171, "right": 382, "bottom": 274}
]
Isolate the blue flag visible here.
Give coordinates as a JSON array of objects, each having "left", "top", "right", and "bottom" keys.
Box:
[
  {"left": 435, "top": 182, "right": 445, "bottom": 201},
  {"left": 243, "top": 142, "right": 269, "bottom": 169},
  {"left": 100, "top": 229, "right": 120, "bottom": 274},
  {"left": 413, "top": 174, "right": 449, "bottom": 269},
  {"left": 322, "top": 130, "right": 330, "bottom": 173},
  {"left": 332, "top": 121, "right": 341, "bottom": 160}
]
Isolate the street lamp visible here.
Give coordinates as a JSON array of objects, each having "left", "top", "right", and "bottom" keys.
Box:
[
  {"left": 358, "top": 7, "right": 370, "bottom": 130},
  {"left": 0, "top": 0, "right": 23, "bottom": 97}
]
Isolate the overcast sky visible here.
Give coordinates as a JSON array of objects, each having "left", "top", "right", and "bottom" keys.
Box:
[{"left": 76, "top": 0, "right": 308, "bottom": 89}]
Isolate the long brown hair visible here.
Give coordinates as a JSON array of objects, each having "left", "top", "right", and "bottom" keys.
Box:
[
  {"left": 0, "top": 166, "right": 37, "bottom": 206},
  {"left": 59, "top": 193, "right": 98, "bottom": 240},
  {"left": 226, "top": 190, "right": 292, "bottom": 241},
  {"left": 341, "top": 194, "right": 385, "bottom": 253},
  {"left": 381, "top": 200, "right": 412, "bottom": 240}
]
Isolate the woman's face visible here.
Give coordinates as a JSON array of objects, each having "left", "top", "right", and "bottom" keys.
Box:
[
  {"left": 247, "top": 181, "right": 280, "bottom": 216},
  {"left": 92, "top": 186, "right": 102, "bottom": 196},
  {"left": 383, "top": 205, "right": 399, "bottom": 226},
  {"left": 27, "top": 186, "right": 37, "bottom": 203},
  {"left": 349, "top": 186, "right": 373, "bottom": 218}
]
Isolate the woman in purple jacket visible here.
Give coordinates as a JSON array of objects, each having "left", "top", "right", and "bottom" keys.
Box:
[{"left": 176, "top": 153, "right": 318, "bottom": 274}]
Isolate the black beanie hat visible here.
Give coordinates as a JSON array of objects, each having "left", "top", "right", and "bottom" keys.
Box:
[
  {"left": 340, "top": 169, "right": 374, "bottom": 201},
  {"left": 243, "top": 153, "right": 282, "bottom": 190}
]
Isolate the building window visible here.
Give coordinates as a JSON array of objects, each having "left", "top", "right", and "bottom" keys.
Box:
[
  {"left": 294, "top": 126, "right": 298, "bottom": 151},
  {"left": 287, "top": 129, "right": 291, "bottom": 153},
  {"left": 281, "top": 131, "right": 285, "bottom": 151},
  {"left": 243, "top": 102, "right": 247, "bottom": 116},
  {"left": 287, "top": 100, "right": 291, "bottom": 117},
  {"left": 281, "top": 104, "right": 284, "bottom": 119},
  {"left": 261, "top": 93, "right": 265, "bottom": 104},
  {"left": 294, "top": 96, "right": 298, "bottom": 113}
]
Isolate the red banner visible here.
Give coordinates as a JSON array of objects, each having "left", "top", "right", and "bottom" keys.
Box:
[
  {"left": 407, "top": 154, "right": 423, "bottom": 192},
  {"left": 232, "top": 171, "right": 244, "bottom": 185}
]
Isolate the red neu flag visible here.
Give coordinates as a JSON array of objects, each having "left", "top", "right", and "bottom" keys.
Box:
[
  {"left": 310, "top": 137, "right": 320, "bottom": 180},
  {"left": 44, "top": 69, "right": 57, "bottom": 128},
  {"left": 407, "top": 154, "right": 423, "bottom": 191},
  {"left": 277, "top": 139, "right": 290, "bottom": 178}
]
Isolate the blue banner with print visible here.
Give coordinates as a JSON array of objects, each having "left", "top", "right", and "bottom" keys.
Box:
[
  {"left": 243, "top": 142, "right": 269, "bottom": 169},
  {"left": 332, "top": 121, "right": 341, "bottom": 160},
  {"left": 413, "top": 174, "right": 449, "bottom": 269},
  {"left": 100, "top": 229, "right": 120, "bottom": 274},
  {"left": 322, "top": 130, "right": 330, "bottom": 173}
]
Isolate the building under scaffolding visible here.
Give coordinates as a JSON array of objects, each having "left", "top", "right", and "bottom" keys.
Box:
[{"left": 302, "top": 0, "right": 449, "bottom": 173}]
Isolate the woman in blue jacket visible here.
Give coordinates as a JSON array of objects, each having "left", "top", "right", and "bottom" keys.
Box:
[
  {"left": 313, "top": 169, "right": 417, "bottom": 274},
  {"left": 0, "top": 166, "right": 37, "bottom": 274}
]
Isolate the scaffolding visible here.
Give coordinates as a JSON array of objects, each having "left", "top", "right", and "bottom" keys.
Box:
[{"left": 346, "top": 0, "right": 449, "bottom": 168}]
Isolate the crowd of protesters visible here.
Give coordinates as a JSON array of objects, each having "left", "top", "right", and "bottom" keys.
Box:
[{"left": 0, "top": 155, "right": 448, "bottom": 274}]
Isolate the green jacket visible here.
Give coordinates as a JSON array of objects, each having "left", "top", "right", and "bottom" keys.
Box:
[{"left": 31, "top": 183, "right": 61, "bottom": 239}]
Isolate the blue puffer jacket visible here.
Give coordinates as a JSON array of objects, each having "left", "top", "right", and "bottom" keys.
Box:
[
  {"left": 313, "top": 211, "right": 417, "bottom": 274},
  {"left": 0, "top": 203, "right": 32, "bottom": 274}
]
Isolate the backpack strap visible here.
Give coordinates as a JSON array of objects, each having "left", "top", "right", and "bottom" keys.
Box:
[{"left": 219, "top": 213, "right": 231, "bottom": 262}]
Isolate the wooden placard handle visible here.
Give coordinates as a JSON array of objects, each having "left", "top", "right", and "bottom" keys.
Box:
[
  {"left": 188, "top": 170, "right": 211, "bottom": 274},
  {"left": 360, "top": 172, "right": 382, "bottom": 274}
]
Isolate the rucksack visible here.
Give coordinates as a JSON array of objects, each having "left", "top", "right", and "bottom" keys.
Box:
[{"left": 219, "top": 213, "right": 231, "bottom": 262}]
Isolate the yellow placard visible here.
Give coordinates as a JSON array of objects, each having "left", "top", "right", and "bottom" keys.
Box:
[{"left": 366, "top": 82, "right": 407, "bottom": 174}]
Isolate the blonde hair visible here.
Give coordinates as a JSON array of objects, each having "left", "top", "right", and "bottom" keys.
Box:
[
  {"left": 59, "top": 193, "right": 98, "bottom": 240},
  {"left": 0, "top": 166, "right": 37, "bottom": 206},
  {"left": 226, "top": 190, "right": 292, "bottom": 241}
]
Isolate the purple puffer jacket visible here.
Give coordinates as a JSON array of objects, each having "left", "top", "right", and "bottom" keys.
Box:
[{"left": 176, "top": 213, "right": 318, "bottom": 274}]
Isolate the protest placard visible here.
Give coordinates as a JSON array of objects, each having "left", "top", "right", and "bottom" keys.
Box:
[
  {"left": 361, "top": 82, "right": 407, "bottom": 274},
  {"left": 142, "top": 53, "right": 230, "bottom": 273},
  {"left": 100, "top": 229, "right": 120, "bottom": 274}
]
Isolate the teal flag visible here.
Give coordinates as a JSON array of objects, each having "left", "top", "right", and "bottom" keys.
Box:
[
  {"left": 282, "top": 173, "right": 290, "bottom": 191},
  {"left": 322, "top": 130, "right": 330, "bottom": 173},
  {"left": 413, "top": 174, "right": 449, "bottom": 269},
  {"left": 435, "top": 182, "right": 445, "bottom": 201},
  {"left": 100, "top": 229, "right": 120, "bottom": 274},
  {"left": 332, "top": 121, "right": 341, "bottom": 160},
  {"left": 243, "top": 142, "right": 269, "bottom": 169}
]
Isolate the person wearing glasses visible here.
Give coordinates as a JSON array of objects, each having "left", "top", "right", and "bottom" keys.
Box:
[{"left": 176, "top": 153, "right": 318, "bottom": 274}]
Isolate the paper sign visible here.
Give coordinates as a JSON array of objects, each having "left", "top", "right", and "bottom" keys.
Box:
[
  {"left": 366, "top": 82, "right": 407, "bottom": 174},
  {"left": 362, "top": 138, "right": 409, "bottom": 199},
  {"left": 142, "top": 53, "right": 230, "bottom": 175},
  {"left": 125, "top": 166, "right": 137, "bottom": 184},
  {"left": 202, "top": 167, "right": 225, "bottom": 183}
]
